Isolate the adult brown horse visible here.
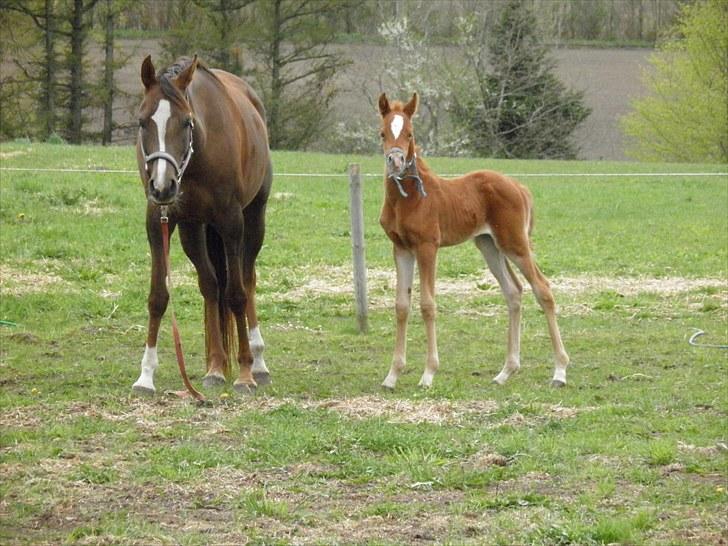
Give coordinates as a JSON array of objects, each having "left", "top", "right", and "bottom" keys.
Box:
[
  {"left": 132, "top": 55, "right": 272, "bottom": 395},
  {"left": 378, "top": 92, "right": 569, "bottom": 389}
]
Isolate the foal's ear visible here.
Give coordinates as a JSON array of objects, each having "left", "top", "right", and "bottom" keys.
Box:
[
  {"left": 141, "top": 55, "right": 157, "bottom": 89},
  {"left": 175, "top": 55, "right": 198, "bottom": 91},
  {"left": 378, "top": 93, "right": 391, "bottom": 117},
  {"left": 403, "top": 92, "right": 419, "bottom": 117}
]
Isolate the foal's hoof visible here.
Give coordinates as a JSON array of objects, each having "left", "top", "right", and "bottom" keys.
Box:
[
  {"left": 233, "top": 382, "right": 256, "bottom": 395},
  {"left": 202, "top": 373, "right": 226, "bottom": 388},
  {"left": 253, "top": 371, "right": 271, "bottom": 386},
  {"left": 551, "top": 379, "right": 566, "bottom": 388},
  {"left": 132, "top": 384, "right": 155, "bottom": 396}
]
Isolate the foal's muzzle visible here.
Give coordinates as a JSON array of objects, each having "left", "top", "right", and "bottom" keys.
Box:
[{"left": 386, "top": 147, "right": 407, "bottom": 178}]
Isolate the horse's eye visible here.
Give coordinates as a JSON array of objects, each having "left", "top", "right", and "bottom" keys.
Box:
[
  {"left": 379, "top": 131, "right": 385, "bottom": 139},
  {"left": 138, "top": 119, "right": 147, "bottom": 129}
]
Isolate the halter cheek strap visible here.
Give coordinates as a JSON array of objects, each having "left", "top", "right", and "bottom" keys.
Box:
[{"left": 139, "top": 117, "right": 195, "bottom": 184}]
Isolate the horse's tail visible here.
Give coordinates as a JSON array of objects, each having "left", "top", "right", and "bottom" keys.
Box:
[{"left": 205, "top": 225, "right": 235, "bottom": 378}]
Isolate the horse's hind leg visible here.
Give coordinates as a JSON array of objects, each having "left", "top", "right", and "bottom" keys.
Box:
[
  {"left": 508, "top": 251, "right": 570, "bottom": 387},
  {"left": 178, "top": 223, "right": 228, "bottom": 386},
  {"left": 475, "top": 235, "right": 523, "bottom": 385},
  {"left": 243, "top": 181, "right": 271, "bottom": 386},
  {"left": 133, "top": 208, "right": 172, "bottom": 395},
  {"left": 218, "top": 207, "right": 256, "bottom": 394}
]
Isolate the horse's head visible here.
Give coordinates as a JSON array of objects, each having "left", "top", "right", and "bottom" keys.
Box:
[
  {"left": 378, "top": 92, "right": 419, "bottom": 180},
  {"left": 137, "top": 55, "right": 197, "bottom": 205}
]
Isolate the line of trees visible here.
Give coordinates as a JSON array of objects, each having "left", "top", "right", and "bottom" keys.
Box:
[{"left": 2, "top": 0, "right": 708, "bottom": 162}]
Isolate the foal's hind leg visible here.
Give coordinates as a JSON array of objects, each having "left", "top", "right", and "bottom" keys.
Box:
[
  {"left": 243, "top": 183, "right": 271, "bottom": 386},
  {"left": 509, "top": 251, "right": 570, "bottom": 387},
  {"left": 475, "top": 235, "right": 523, "bottom": 385},
  {"left": 133, "top": 208, "right": 172, "bottom": 394}
]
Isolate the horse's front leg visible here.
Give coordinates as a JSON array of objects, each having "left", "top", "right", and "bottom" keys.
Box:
[
  {"left": 132, "top": 209, "right": 174, "bottom": 394},
  {"left": 416, "top": 243, "right": 439, "bottom": 388},
  {"left": 219, "top": 213, "right": 255, "bottom": 394},
  {"left": 382, "top": 245, "right": 415, "bottom": 389}
]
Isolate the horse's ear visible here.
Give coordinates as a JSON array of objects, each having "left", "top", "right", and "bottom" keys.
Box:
[
  {"left": 403, "top": 92, "right": 418, "bottom": 117},
  {"left": 378, "top": 93, "right": 391, "bottom": 117},
  {"left": 141, "top": 55, "right": 157, "bottom": 89},
  {"left": 175, "top": 55, "right": 198, "bottom": 91}
]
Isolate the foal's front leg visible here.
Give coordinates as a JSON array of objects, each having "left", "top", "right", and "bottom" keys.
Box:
[
  {"left": 416, "top": 243, "right": 439, "bottom": 388},
  {"left": 382, "top": 246, "right": 415, "bottom": 389},
  {"left": 132, "top": 209, "right": 173, "bottom": 394}
]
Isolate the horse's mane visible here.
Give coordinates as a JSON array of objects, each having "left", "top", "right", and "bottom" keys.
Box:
[{"left": 157, "top": 57, "right": 222, "bottom": 107}]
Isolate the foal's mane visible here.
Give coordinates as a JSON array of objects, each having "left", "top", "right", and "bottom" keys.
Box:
[{"left": 157, "top": 57, "right": 222, "bottom": 108}]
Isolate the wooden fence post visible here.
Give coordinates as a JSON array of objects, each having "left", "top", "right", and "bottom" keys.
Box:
[{"left": 348, "top": 163, "right": 368, "bottom": 333}]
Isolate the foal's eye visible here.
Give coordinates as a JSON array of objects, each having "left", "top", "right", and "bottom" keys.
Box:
[
  {"left": 379, "top": 131, "right": 385, "bottom": 139},
  {"left": 184, "top": 118, "right": 193, "bottom": 128}
]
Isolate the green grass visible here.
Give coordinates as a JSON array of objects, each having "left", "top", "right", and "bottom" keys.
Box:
[{"left": 1, "top": 142, "right": 727, "bottom": 545}]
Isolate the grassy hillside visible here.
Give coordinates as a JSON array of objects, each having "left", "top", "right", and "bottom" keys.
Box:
[{"left": 1, "top": 143, "right": 727, "bottom": 545}]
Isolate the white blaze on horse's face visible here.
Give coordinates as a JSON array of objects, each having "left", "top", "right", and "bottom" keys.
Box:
[
  {"left": 150, "top": 99, "right": 171, "bottom": 192},
  {"left": 390, "top": 115, "right": 404, "bottom": 140}
]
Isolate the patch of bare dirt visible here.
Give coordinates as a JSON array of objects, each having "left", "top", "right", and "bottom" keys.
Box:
[
  {"left": 0, "top": 149, "right": 31, "bottom": 159},
  {"left": 267, "top": 264, "right": 726, "bottom": 310},
  {"left": 0, "top": 264, "right": 72, "bottom": 296}
]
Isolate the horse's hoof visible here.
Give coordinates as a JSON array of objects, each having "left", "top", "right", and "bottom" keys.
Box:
[
  {"left": 202, "top": 373, "right": 226, "bottom": 388},
  {"left": 234, "top": 382, "right": 256, "bottom": 395},
  {"left": 551, "top": 379, "right": 566, "bottom": 388},
  {"left": 253, "top": 371, "right": 271, "bottom": 386},
  {"left": 132, "top": 384, "right": 155, "bottom": 396}
]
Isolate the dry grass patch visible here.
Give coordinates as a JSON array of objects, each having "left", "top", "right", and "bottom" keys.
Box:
[{"left": 265, "top": 265, "right": 726, "bottom": 309}]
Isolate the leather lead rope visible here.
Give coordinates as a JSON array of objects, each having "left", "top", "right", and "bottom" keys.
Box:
[{"left": 160, "top": 206, "right": 206, "bottom": 402}]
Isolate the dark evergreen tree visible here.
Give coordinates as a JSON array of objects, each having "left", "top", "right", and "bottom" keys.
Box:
[{"left": 452, "top": 0, "right": 590, "bottom": 159}]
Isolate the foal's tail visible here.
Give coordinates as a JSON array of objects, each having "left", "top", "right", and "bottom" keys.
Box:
[{"left": 205, "top": 225, "right": 235, "bottom": 378}]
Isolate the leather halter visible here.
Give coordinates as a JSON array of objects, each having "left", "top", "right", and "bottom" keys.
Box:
[
  {"left": 387, "top": 146, "right": 427, "bottom": 198},
  {"left": 139, "top": 117, "right": 194, "bottom": 184}
]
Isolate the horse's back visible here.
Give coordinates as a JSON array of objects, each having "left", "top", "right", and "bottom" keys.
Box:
[
  {"left": 204, "top": 68, "right": 271, "bottom": 205},
  {"left": 211, "top": 69, "right": 267, "bottom": 124}
]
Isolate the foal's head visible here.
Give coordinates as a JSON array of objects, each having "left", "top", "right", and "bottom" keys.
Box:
[
  {"left": 378, "top": 92, "right": 419, "bottom": 179},
  {"left": 137, "top": 55, "right": 197, "bottom": 205}
]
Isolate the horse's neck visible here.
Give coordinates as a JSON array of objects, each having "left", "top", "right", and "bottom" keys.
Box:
[{"left": 415, "top": 157, "right": 442, "bottom": 188}]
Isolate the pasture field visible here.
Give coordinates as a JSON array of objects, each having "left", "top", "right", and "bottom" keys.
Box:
[{"left": 1, "top": 142, "right": 727, "bottom": 545}]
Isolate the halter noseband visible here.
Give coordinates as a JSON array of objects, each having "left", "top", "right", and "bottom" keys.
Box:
[
  {"left": 139, "top": 116, "right": 194, "bottom": 185},
  {"left": 387, "top": 146, "right": 427, "bottom": 198}
]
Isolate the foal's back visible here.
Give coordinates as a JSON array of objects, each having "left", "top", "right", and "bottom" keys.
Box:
[{"left": 424, "top": 167, "right": 533, "bottom": 252}]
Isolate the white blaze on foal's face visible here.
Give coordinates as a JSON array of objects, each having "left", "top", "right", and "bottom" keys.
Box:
[
  {"left": 390, "top": 114, "right": 404, "bottom": 140},
  {"left": 150, "top": 99, "right": 171, "bottom": 190}
]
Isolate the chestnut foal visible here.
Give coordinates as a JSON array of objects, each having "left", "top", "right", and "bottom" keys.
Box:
[{"left": 378, "top": 93, "right": 569, "bottom": 389}]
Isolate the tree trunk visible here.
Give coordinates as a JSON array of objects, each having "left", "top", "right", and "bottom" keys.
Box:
[
  {"left": 102, "top": 0, "right": 115, "bottom": 145},
  {"left": 69, "top": 0, "right": 85, "bottom": 143},
  {"left": 268, "top": 0, "right": 282, "bottom": 148},
  {"left": 42, "top": 0, "right": 57, "bottom": 139}
]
